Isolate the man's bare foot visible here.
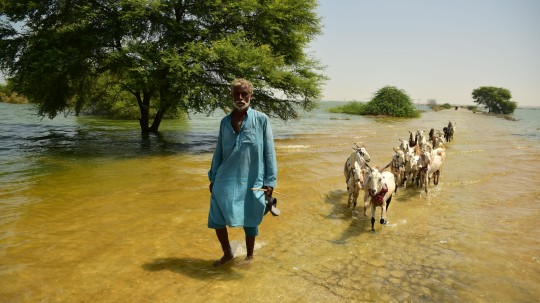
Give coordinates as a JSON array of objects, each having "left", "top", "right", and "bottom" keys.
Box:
[
  {"left": 213, "top": 252, "right": 234, "bottom": 267},
  {"left": 238, "top": 256, "right": 253, "bottom": 266}
]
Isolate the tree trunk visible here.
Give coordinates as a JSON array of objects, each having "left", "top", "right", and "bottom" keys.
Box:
[
  {"left": 149, "top": 108, "right": 166, "bottom": 132},
  {"left": 149, "top": 81, "right": 173, "bottom": 133},
  {"left": 136, "top": 91, "right": 152, "bottom": 133}
]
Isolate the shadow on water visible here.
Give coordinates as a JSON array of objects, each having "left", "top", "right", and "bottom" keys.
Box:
[
  {"left": 322, "top": 189, "right": 372, "bottom": 244},
  {"left": 142, "top": 257, "right": 244, "bottom": 280}
]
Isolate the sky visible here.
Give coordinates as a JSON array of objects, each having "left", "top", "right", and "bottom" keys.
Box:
[{"left": 308, "top": 0, "right": 540, "bottom": 106}]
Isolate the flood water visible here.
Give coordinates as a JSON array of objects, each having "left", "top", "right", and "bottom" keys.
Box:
[{"left": 1, "top": 102, "right": 539, "bottom": 302}]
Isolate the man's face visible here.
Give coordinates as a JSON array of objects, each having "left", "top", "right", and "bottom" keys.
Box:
[{"left": 232, "top": 86, "right": 252, "bottom": 110}]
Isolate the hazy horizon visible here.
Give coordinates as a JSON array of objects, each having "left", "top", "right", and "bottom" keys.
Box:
[{"left": 309, "top": 0, "right": 540, "bottom": 107}]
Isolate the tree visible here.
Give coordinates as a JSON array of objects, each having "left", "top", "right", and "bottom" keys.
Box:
[
  {"left": 362, "top": 86, "right": 419, "bottom": 118},
  {"left": 0, "top": 0, "right": 326, "bottom": 133},
  {"left": 471, "top": 86, "right": 517, "bottom": 114}
]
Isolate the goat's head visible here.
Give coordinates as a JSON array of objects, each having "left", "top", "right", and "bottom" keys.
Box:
[
  {"left": 393, "top": 147, "right": 405, "bottom": 165},
  {"left": 351, "top": 162, "right": 363, "bottom": 184},
  {"left": 366, "top": 167, "right": 384, "bottom": 197},
  {"left": 354, "top": 146, "right": 371, "bottom": 162}
]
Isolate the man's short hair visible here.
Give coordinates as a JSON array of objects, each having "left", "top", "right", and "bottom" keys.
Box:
[{"left": 231, "top": 78, "right": 253, "bottom": 94}]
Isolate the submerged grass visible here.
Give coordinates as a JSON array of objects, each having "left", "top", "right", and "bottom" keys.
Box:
[{"left": 327, "top": 101, "right": 366, "bottom": 115}]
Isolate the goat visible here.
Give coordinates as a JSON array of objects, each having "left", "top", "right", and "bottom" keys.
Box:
[
  {"left": 346, "top": 162, "right": 363, "bottom": 209},
  {"left": 363, "top": 164, "right": 396, "bottom": 232},
  {"left": 344, "top": 145, "right": 371, "bottom": 210}
]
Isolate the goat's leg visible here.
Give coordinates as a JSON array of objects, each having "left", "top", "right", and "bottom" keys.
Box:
[
  {"left": 380, "top": 201, "right": 388, "bottom": 225},
  {"left": 370, "top": 205, "right": 376, "bottom": 232},
  {"left": 403, "top": 171, "right": 408, "bottom": 189},
  {"left": 352, "top": 188, "right": 359, "bottom": 209},
  {"left": 424, "top": 172, "right": 429, "bottom": 193},
  {"left": 385, "top": 195, "right": 393, "bottom": 212},
  {"left": 363, "top": 193, "right": 369, "bottom": 217}
]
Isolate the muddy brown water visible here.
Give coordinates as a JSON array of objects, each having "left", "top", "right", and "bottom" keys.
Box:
[{"left": 1, "top": 103, "right": 539, "bottom": 302}]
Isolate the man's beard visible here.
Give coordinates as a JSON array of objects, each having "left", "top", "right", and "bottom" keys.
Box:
[{"left": 234, "top": 101, "right": 249, "bottom": 110}]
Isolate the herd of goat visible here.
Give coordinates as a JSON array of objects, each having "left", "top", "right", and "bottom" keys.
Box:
[{"left": 343, "top": 121, "right": 456, "bottom": 231}]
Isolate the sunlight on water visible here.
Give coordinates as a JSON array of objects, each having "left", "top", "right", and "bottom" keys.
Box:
[{"left": 1, "top": 103, "right": 539, "bottom": 302}]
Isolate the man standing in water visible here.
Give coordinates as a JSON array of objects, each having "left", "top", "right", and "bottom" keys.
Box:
[{"left": 208, "top": 78, "right": 278, "bottom": 266}]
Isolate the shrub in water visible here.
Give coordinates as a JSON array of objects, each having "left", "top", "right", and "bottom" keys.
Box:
[{"left": 363, "top": 86, "right": 419, "bottom": 118}]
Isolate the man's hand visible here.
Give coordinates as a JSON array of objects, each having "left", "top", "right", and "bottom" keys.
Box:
[{"left": 262, "top": 185, "right": 273, "bottom": 197}]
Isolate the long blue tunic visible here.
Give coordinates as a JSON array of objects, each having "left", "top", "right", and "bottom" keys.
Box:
[{"left": 208, "top": 107, "right": 278, "bottom": 228}]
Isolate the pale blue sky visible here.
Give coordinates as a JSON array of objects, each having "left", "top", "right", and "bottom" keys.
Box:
[{"left": 309, "top": 0, "right": 540, "bottom": 106}]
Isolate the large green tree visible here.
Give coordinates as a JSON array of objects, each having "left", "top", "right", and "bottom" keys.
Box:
[
  {"left": 471, "top": 86, "right": 517, "bottom": 114},
  {"left": 0, "top": 0, "right": 325, "bottom": 132}
]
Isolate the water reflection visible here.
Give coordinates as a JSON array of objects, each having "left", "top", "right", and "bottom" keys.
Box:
[{"left": 18, "top": 116, "right": 219, "bottom": 160}]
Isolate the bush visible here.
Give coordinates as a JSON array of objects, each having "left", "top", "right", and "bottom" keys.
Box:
[
  {"left": 362, "top": 86, "right": 419, "bottom": 118},
  {"left": 441, "top": 103, "right": 452, "bottom": 109},
  {"left": 327, "top": 86, "right": 420, "bottom": 118},
  {"left": 0, "top": 91, "right": 29, "bottom": 103},
  {"left": 328, "top": 101, "right": 365, "bottom": 114},
  {"left": 0, "top": 82, "right": 29, "bottom": 103}
]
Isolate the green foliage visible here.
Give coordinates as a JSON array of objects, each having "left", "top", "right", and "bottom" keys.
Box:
[
  {"left": 431, "top": 102, "right": 453, "bottom": 112},
  {"left": 0, "top": 82, "right": 8, "bottom": 95},
  {"left": 327, "top": 101, "right": 365, "bottom": 114},
  {"left": 471, "top": 86, "right": 517, "bottom": 114},
  {"left": 0, "top": 80, "right": 28, "bottom": 103},
  {"left": 327, "top": 86, "right": 419, "bottom": 118},
  {"left": 0, "top": 0, "right": 326, "bottom": 132},
  {"left": 363, "top": 86, "right": 419, "bottom": 118}
]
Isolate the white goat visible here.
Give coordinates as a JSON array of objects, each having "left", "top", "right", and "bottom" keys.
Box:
[
  {"left": 403, "top": 149, "right": 419, "bottom": 188},
  {"left": 343, "top": 146, "right": 370, "bottom": 182},
  {"left": 432, "top": 142, "right": 446, "bottom": 160},
  {"left": 346, "top": 162, "right": 363, "bottom": 209},
  {"left": 423, "top": 154, "right": 444, "bottom": 193},
  {"left": 363, "top": 164, "right": 396, "bottom": 232},
  {"left": 344, "top": 145, "right": 371, "bottom": 209},
  {"left": 417, "top": 130, "right": 427, "bottom": 152}
]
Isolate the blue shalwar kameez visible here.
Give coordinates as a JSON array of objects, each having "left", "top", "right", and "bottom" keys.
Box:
[{"left": 208, "top": 107, "right": 278, "bottom": 232}]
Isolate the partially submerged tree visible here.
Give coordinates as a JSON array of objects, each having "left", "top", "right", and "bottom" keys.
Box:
[
  {"left": 0, "top": 0, "right": 325, "bottom": 132},
  {"left": 327, "top": 86, "right": 419, "bottom": 117},
  {"left": 471, "top": 86, "right": 517, "bottom": 114},
  {"left": 363, "top": 86, "right": 419, "bottom": 117}
]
